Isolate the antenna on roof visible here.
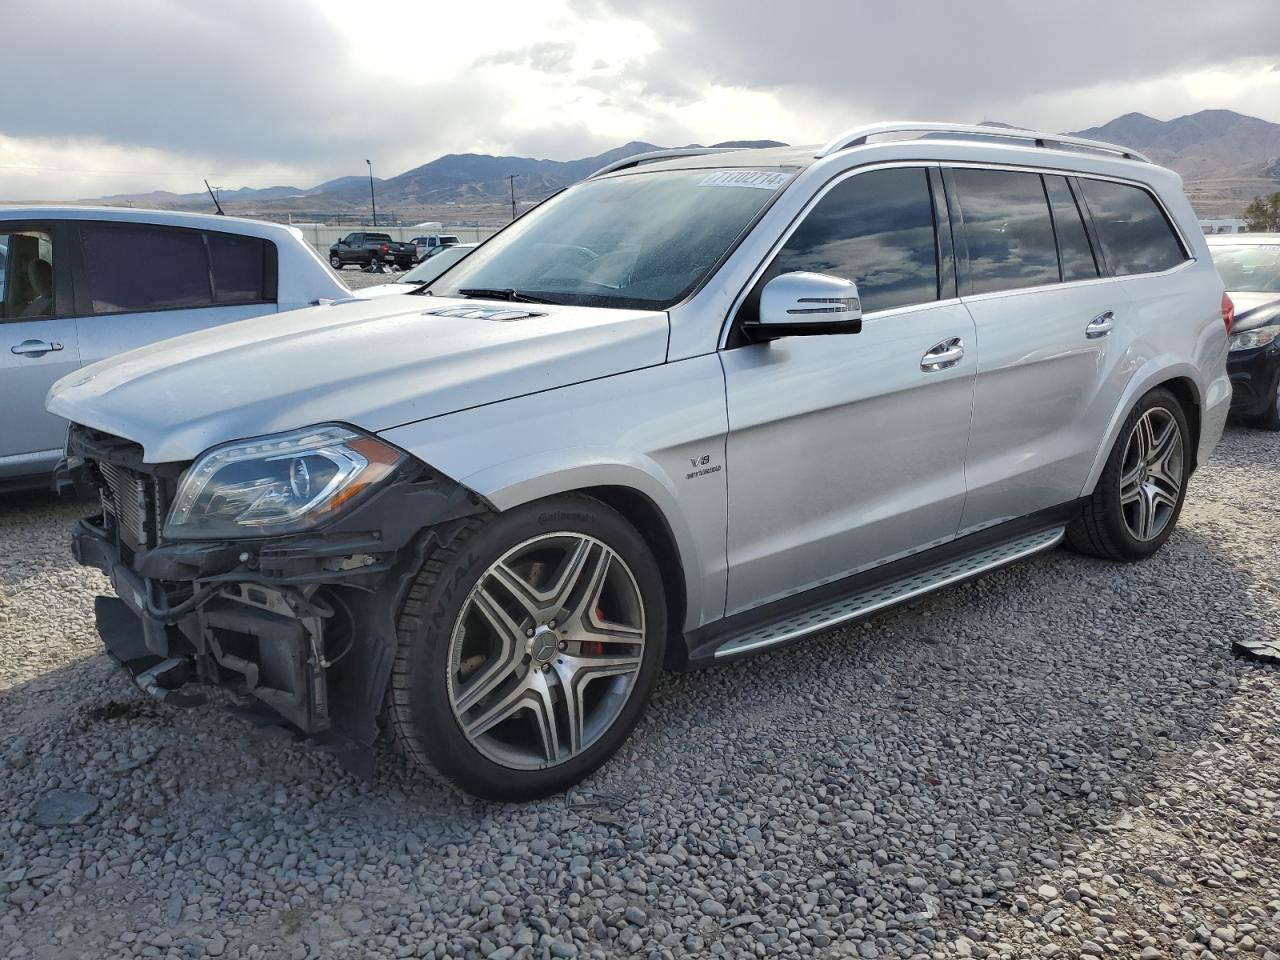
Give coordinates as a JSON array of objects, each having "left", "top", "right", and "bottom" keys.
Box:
[{"left": 204, "top": 179, "right": 225, "bottom": 215}]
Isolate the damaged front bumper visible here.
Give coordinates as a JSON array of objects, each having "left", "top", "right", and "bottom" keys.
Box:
[{"left": 68, "top": 427, "right": 487, "bottom": 777}]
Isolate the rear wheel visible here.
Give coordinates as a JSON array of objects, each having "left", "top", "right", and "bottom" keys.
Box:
[
  {"left": 386, "top": 495, "right": 667, "bottom": 800},
  {"left": 1066, "top": 387, "right": 1190, "bottom": 562}
]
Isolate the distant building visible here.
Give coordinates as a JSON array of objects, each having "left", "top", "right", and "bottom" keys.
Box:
[{"left": 1200, "top": 218, "right": 1247, "bottom": 235}]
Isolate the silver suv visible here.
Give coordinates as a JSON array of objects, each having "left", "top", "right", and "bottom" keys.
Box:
[{"left": 50, "top": 123, "right": 1232, "bottom": 800}]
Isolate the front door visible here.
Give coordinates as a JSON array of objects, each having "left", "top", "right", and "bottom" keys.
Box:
[
  {"left": 721, "top": 165, "right": 976, "bottom": 616},
  {"left": 0, "top": 222, "right": 81, "bottom": 480}
]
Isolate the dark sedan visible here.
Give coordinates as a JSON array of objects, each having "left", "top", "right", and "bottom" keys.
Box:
[{"left": 1209, "top": 234, "right": 1280, "bottom": 430}]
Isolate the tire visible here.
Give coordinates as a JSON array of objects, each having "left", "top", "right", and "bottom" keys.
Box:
[
  {"left": 1066, "top": 387, "right": 1191, "bottom": 562},
  {"left": 329, "top": 254, "right": 342, "bottom": 270},
  {"left": 386, "top": 494, "right": 667, "bottom": 800},
  {"left": 1249, "top": 373, "right": 1280, "bottom": 431}
]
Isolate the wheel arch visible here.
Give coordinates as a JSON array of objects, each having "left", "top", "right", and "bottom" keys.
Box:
[
  {"left": 576, "top": 484, "right": 690, "bottom": 670},
  {"left": 454, "top": 456, "right": 721, "bottom": 640},
  {"left": 1081, "top": 362, "right": 1204, "bottom": 496}
]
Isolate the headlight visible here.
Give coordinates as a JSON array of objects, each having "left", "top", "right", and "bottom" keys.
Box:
[
  {"left": 1229, "top": 326, "right": 1280, "bottom": 352},
  {"left": 164, "top": 425, "right": 405, "bottom": 540}
]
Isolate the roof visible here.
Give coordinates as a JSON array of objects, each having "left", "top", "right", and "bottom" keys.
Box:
[
  {"left": 592, "top": 122, "right": 1156, "bottom": 180},
  {"left": 0, "top": 205, "right": 304, "bottom": 239}
]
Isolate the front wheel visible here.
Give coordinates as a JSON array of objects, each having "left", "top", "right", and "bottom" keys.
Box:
[
  {"left": 385, "top": 495, "right": 667, "bottom": 800},
  {"left": 1066, "top": 387, "right": 1191, "bottom": 561},
  {"left": 1249, "top": 374, "right": 1280, "bottom": 431},
  {"left": 329, "top": 254, "right": 343, "bottom": 269}
]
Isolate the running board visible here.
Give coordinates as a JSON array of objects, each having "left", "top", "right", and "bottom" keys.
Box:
[{"left": 711, "top": 526, "right": 1065, "bottom": 660}]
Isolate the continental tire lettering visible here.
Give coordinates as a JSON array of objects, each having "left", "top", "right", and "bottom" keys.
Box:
[{"left": 537, "top": 511, "right": 593, "bottom": 525}]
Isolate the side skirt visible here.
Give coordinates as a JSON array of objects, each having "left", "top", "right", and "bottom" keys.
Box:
[{"left": 682, "top": 507, "right": 1076, "bottom": 669}]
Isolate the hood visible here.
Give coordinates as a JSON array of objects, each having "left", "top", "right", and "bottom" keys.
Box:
[
  {"left": 1229, "top": 292, "right": 1280, "bottom": 333},
  {"left": 48, "top": 296, "right": 669, "bottom": 463}
]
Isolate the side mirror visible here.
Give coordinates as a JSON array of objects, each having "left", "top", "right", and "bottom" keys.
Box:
[{"left": 744, "top": 271, "right": 863, "bottom": 341}]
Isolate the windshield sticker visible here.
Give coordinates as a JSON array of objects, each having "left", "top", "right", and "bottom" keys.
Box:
[{"left": 699, "top": 170, "right": 790, "bottom": 190}]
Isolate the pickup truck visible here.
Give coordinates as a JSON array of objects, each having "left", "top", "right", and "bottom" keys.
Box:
[
  {"left": 411, "top": 233, "right": 460, "bottom": 263},
  {"left": 328, "top": 232, "right": 416, "bottom": 270}
]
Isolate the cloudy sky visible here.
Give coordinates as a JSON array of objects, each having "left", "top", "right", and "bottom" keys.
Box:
[{"left": 3, "top": 0, "right": 1279, "bottom": 200}]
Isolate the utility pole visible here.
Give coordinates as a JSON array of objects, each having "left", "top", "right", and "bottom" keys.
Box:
[
  {"left": 366, "top": 159, "right": 378, "bottom": 227},
  {"left": 507, "top": 174, "right": 517, "bottom": 221}
]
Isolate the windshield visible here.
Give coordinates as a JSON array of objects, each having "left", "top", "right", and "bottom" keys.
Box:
[
  {"left": 1213, "top": 243, "right": 1280, "bottom": 293},
  {"left": 397, "top": 244, "right": 474, "bottom": 284},
  {"left": 428, "top": 167, "right": 794, "bottom": 309}
]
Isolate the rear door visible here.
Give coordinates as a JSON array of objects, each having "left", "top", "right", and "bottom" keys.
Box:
[
  {"left": 0, "top": 220, "right": 81, "bottom": 479},
  {"left": 947, "top": 167, "right": 1129, "bottom": 531},
  {"left": 721, "top": 165, "right": 976, "bottom": 615},
  {"left": 72, "top": 221, "right": 278, "bottom": 365}
]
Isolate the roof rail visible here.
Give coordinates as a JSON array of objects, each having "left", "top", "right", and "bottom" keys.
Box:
[
  {"left": 816, "top": 122, "right": 1152, "bottom": 163},
  {"left": 587, "top": 147, "right": 744, "bottom": 179}
]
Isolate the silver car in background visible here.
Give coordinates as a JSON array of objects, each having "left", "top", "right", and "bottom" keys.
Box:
[
  {"left": 49, "top": 123, "right": 1231, "bottom": 800},
  {"left": 0, "top": 208, "right": 349, "bottom": 490}
]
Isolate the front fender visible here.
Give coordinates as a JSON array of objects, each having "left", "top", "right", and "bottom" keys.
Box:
[{"left": 378, "top": 356, "right": 731, "bottom": 630}]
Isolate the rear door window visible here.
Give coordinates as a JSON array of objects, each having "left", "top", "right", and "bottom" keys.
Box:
[
  {"left": 1044, "top": 176, "right": 1099, "bottom": 282},
  {"left": 763, "top": 166, "right": 939, "bottom": 314},
  {"left": 79, "top": 223, "right": 274, "bottom": 314},
  {"left": 1076, "top": 178, "right": 1187, "bottom": 276},
  {"left": 81, "top": 224, "right": 212, "bottom": 314},
  {"left": 950, "top": 168, "right": 1059, "bottom": 294}
]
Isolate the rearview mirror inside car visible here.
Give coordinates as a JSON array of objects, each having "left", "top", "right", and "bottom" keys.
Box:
[{"left": 744, "top": 271, "right": 863, "bottom": 341}]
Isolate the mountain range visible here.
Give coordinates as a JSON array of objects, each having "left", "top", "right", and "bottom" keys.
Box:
[
  {"left": 1069, "top": 109, "right": 1280, "bottom": 216},
  {"left": 85, "top": 140, "right": 784, "bottom": 220},
  {"left": 81, "top": 111, "right": 1280, "bottom": 220}
]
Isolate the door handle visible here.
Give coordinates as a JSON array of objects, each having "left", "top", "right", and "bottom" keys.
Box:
[
  {"left": 921, "top": 337, "right": 964, "bottom": 372},
  {"left": 1086, "top": 311, "right": 1115, "bottom": 338},
  {"left": 10, "top": 339, "right": 63, "bottom": 357}
]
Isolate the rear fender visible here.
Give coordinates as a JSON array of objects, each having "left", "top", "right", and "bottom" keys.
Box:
[{"left": 1079, "top": 357, "right": 1218, "bottom": 495}]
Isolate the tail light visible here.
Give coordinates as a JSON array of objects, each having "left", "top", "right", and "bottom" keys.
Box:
[
  {"left": 381, "top": 243, "right": 390, "bottom": 255},
  {"left": 1222, "top": 292, "right": 1235, "bottom": 336}
]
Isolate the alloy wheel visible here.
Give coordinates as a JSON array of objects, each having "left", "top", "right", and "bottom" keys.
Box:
[
  {"left": 1119, "top": 406, "right": 1183, "bottom": 541},
  {"left": 446, "top": 532, "right": 647, "bottom": 770}
]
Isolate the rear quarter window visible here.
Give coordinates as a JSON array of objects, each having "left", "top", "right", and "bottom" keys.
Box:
[{"left": 1076, "top": 178, "right": 1187, "bottom": 276}]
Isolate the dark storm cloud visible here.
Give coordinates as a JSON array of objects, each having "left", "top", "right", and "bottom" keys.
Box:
[
  {"left": 570, "top": 0, "right": 1280, "bottom": 122},
  {"left": 2, "top": 0, "right": 506, "bottom": 170}
]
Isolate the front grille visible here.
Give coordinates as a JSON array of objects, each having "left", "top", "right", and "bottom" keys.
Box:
[{"left": 100, "top": 462, "right": 158, "bottom": 550}]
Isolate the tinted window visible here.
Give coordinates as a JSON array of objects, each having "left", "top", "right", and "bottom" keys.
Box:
[
  {"left": 952, "top": 169, "right": 1059, "bottom": 294},
  {"left": 1077, "top": 178, "right": 1186, "bottom": 276},
  {"left": 80, "top": 224, "right": 275, "bottom": 314},
  {"left": 81, "top": 224, "right": 212, "bottom": 314},
  {"left": 1045, "top": 176, "right": 1099, "bottom": 281},
  {"left": 0, "top": 229, "right": 56, "bottom": 321},
  {"left": 207, "top": 232, "right": 267, "bottom": 303},
  {"left": 768, "top": 167, "right": 938, "bottom": 314}
]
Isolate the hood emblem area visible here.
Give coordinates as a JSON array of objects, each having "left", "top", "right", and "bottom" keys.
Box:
[{"left": 424, "top": 306, "right": 545, "bottom": 322}]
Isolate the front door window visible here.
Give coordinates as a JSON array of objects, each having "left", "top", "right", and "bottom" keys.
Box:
[{"left": 0, "top": 230, "right": 56, "bottom": 320}]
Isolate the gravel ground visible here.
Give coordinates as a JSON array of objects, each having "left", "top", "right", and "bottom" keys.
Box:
[{"left": 0, "top": 426, "right": 1277, "bottom": 960}]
